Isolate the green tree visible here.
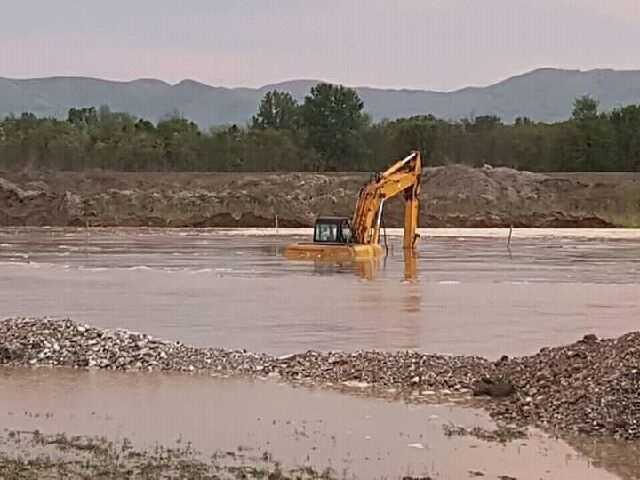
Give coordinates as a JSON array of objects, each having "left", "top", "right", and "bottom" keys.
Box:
[
  {"left": 156, "top": 116, "right": 201, "bottom": 170},
  {"left": 67, "top": 107, "right": 98, "bottom": 127},
  {"left": 300, "top": 83, "right": 369, "bottom": 170},
  {"left": 2, "top": 97, "right": 639, "bottom": 173},
  {"left": 610, "top": 105, "right": 640, "bottom": 171},
  {"left": 514, "top": 116, "right": 533, "bottom": 126},
  {"left": 372, "top": 115, "right": 442, "bottom": 167},
  {"left": 96, "top": 105, "right": 135, "bottom": 131},
  {"left": 571, "top": 96, "right": 599, "bottom": 124},
  {"left": 466, "top": 115, "right": 502, "bottom": 132},
  {"left": 569, "top": 96, "right": 618, "bottom": 170},
  {"left": 135, "top": 119, "right": 156, "bottom": 132},
  {"left": 252, "top": 90, "right": 299, "bottom": 130}
]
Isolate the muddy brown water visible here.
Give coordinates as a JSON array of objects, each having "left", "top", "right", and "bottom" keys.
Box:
[
  {"left": 1, "top": 228, "right": 638, "bottom": 358},
  {"left": 0, "top": 367, "right": 621, "bottom": 479},
  {"left": 1, "top": 228, "right": 639, "bottom": 478}
]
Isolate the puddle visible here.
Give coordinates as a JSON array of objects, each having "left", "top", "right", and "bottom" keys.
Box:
[{"left": 0, "top": 367, "right": 619, "bottom": 479}]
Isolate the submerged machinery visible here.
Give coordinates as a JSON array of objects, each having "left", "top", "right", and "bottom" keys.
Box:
[{"left": 284, "top": 151, "right": 422, "bottom": 261}]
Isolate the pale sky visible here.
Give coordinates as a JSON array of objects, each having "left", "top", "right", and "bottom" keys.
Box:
[{"left": 1, "top": 0, "right": 640, "bottom": 90}]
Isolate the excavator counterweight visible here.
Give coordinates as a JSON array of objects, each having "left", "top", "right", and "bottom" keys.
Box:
[{"left": 284, "top": 151, "right": 421, "bottom": 261}]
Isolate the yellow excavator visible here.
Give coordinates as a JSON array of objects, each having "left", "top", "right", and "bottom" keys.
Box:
[{"left": 284, "top": 151, "right": 422, "bottom": 262}]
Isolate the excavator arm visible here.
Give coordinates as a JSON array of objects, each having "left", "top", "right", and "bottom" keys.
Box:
[{"left": 351, "top": 151, "right": 422, "bottom": 250}]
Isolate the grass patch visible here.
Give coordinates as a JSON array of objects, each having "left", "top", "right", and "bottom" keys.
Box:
[
  {"left": 442, "top": 424, "right": 528, "bottom": 444},
  {"left": 0, "top": 430, "right": 346, "bottom": 479}
]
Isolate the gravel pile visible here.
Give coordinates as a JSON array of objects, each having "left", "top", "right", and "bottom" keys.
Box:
[
  {"left": 0, "top": 317, "right": 493, "bottom": 396},
  {"left": 491, "top": 332, "right": 640, "bottom": 439},
  {"left": 271, "top": 349, "right": 493, "bottom": 395},
  {"left": 2, "top": 317, "right": 640, "bottom": 439},
  {"left": 0, "top": 317, "right": 272, "bottom": 374}
]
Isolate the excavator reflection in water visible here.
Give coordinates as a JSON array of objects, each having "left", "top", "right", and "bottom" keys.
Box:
[
  {"left": 285, "top": 151, "right": 423, "bottom": 280},
  {"left": 309, "top": 252, "right": 418, "bottom": 281},
  {"left": 360, "top": 253, "right": 418, "bottom": 282}
]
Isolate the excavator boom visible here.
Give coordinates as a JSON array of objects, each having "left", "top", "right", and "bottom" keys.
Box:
[{"left": 351, "top": 151, "right": 421, "bottom": 249}]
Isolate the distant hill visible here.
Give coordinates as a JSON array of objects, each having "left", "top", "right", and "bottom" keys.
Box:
[{"left": 2, "top": 68, "right": 640, "bottom": 127}]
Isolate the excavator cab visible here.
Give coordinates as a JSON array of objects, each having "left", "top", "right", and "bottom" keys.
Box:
[
  {"left": 313, "top": 217, "right": 353, "bottom": 244},
  {"left": 284, "top": 215, "right": 378, "bottom": 261}
]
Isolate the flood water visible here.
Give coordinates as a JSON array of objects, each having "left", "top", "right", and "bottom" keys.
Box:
[
  {"left": 2, "top": 227, "right": 639, "bottom": 479},
  {"left": 0, "top": 367, "right": 620, "bottom": 479},
  {"left": 0, "top": 227, "right": 638, "bottom": 358}
]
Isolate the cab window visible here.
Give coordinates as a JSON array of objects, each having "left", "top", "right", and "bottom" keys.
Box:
[
  {"left": 314, "top": 222, "right": 338, "bottom": 242},
  {"left": 341, "top": 222, "right": 353, "bottom": 243}
]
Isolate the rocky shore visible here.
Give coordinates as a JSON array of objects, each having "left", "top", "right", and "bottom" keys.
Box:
[{"left": 2, "top": 317, "right": 640, "bottom": 440}]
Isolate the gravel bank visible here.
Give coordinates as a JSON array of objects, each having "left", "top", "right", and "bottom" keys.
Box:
[
  {"left": 0, "top": 318, "right": 492, "bottom": 395},
  {"left": 491, "top": 332, "right": 640, "bottom": 439},
  {"left": 2, "top": 317, "right": 640, "bottom": 440}
]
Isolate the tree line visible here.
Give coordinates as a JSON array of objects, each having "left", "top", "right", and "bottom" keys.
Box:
[{"left": 0, "top": 84, "right": 638, "bottom": 172}]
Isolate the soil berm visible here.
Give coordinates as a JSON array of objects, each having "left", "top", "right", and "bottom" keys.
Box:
[{"left": 1, "top": 167, "right": 638, "bottom": 227}]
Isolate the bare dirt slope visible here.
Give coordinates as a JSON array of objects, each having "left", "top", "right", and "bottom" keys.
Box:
[{"left": 0, "top": 167, "right": 638, "bottom": 227}]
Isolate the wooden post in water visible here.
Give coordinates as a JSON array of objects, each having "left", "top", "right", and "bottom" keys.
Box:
[{"left": 275, "top": 214, "right": 279, "bottom": 236}]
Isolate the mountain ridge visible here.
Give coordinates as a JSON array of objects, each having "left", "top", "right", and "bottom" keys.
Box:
[{"left": 2, "top": 68, "right": 640, "bottom": 127}]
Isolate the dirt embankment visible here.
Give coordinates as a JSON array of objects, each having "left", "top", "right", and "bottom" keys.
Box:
[{"left": 1, "top": 167, "right": 638, "bottom": 228}]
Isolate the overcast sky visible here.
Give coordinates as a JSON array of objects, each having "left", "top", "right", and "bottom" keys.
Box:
[{"left": 1, "top": 0, "right": 639, "bottom": 90}]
